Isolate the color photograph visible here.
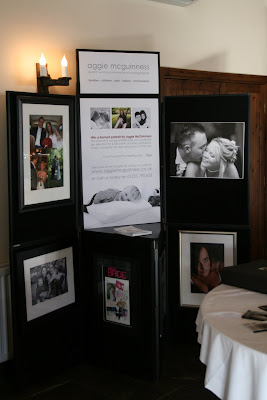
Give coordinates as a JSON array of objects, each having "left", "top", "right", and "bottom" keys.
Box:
[{"left": 22, "top": 101, "right": 71, "bottom": 207}]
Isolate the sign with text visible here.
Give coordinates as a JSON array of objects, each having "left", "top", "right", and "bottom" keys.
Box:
[
  {"left": 80, "top": 97, "right": 160, "bottom": 229},
  {"left": 77, "top": 50, "right": 159, "bottom": 94}
]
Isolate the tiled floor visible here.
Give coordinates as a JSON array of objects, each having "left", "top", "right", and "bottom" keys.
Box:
[{"left": 0, "top": 343, "right": 219, "bottom": 400}]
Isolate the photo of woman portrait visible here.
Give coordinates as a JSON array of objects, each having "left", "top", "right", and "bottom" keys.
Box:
[
  {"left": 112, "top": 108, "right": 131, "bottom": 129},
  {"left": 190, "top": 243, "right": 224, "bottom": 294}
]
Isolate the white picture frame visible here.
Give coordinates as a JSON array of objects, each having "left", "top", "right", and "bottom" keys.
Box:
[
  {"left": 24, "top": 247, "right": 75, "bottom": 321},
  {"left": 179, "top": 230, "right": 237, "bottom": 307}
]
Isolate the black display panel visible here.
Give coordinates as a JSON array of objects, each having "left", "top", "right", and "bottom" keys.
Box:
[
  {"left": 6, "top": 91, "right": 78, "bottom": 246},
  {"left": 163, "top": 94, "right": 250, "bottom": 225}
]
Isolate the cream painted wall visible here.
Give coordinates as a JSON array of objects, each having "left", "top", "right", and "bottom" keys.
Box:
[{"left": 0, "top": 0, "right": 266, "bottom": 263}]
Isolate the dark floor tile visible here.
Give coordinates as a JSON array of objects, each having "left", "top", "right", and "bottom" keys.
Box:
[{"left": 0, "top": 343, "right": 219, "bottom": 400}]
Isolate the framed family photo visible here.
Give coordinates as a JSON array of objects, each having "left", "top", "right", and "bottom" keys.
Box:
[
  {"left": 7, "top": 92, "right": 77, "bottom": 245},
  {"left": 23, "top": 246, "right": 75, "bottom": 321},
  {"left": 179, "top": 230, "right": 237, "bottom": 307},
  {"left": 17, "top": 95, "right": 74, "bottom": 210}
]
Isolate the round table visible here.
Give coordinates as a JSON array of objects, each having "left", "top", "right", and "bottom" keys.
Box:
[{"left": 196, "top": 284, "right": 267, "bottom": 400}]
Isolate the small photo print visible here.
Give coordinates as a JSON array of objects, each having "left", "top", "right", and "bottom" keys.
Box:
[
  {"left": 24, "top": 247, "right": 75, "bottom": 321},
  {"left": 132, "top": 108, "right": 151, "bottom": 129},
  {"left": 112, "top": 108, "right": 131, "bottom": 129},
  {"left": 30, "top": 115, "right": 63, "bottom": 151},
  {"left": 90, "top": 108, "right": 111, "bottom": 129},
  {"left": 30, "top": 148, "right": 63, "bottom": 191}
]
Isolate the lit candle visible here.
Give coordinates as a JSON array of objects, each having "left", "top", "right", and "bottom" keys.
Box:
[
  {"left": 61, "top": 55, "right": 68, "bottom": 77},
  {"left": 39, "top": 53, "right": 47, "bottom": 77}
]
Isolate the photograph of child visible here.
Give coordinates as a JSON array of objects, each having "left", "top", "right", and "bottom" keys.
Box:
[
  {"left": 84, "top": 185, "right": 141, "bottom": 210},
  {"left": 112, "top": 108, "right": 131, "bottom": 129},
  {"left": 90, "top": 108, "right": 110, "bottom": 129}
]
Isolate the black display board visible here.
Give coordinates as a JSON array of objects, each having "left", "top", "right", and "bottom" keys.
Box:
[
  {"left": 6, "top": 91, "right": 80, "bottom": 384},
  {"left": 80, "top": 223, "right": 165, "bottom": 381},
  {"left": 163, "top": 94, "right": 250, "bottom": 225},
  {"left": 9, "top": 235, "right": 81, "bottom": 384}
]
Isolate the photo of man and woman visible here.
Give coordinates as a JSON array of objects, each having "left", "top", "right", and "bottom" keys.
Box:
[
  {"left": 170, "top": 122, "right": 244, "bottom": 178},
  {"left": 30, "top": 257, "right": 68, "bottom": 306},
  {"left": 30, "top": 115, "right": 64, "bottom": 191},
  {"left": 132, "top": 108, "right": 151, "bottom": 129}
]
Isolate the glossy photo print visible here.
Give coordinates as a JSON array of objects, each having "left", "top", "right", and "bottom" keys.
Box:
[{"left": 170, "top": 122, "right": 245, "bottom": 179}]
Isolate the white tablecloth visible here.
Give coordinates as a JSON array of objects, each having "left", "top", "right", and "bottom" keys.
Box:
[{"left": 196, "top": 284, "right": 267, "bottom": 400}]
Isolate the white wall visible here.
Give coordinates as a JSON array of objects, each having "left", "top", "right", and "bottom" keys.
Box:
[{"left": 0, "top": 0, "right": 266, "bottom": 263}]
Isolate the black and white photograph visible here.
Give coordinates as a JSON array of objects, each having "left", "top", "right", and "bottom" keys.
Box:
[
  {"left": 21, "top": 100, "right": 71, "bottom": 207},
  {"left": 90, "top": 108, "right": 111, "bottom": 129},
  {"left": 170, "top": 122, "right": 245, "bottom": 179},
  {"left": 179, "top": 230, "right": 237, "bottom": 307},
  {"left": 132, "top": 108, "right": 151, "bottom": 129},
  {"left": 29, "top": 257, "right": 68, "bottom": 305},
  {"left": 24, "top": 247, "right": 75, "bottom": 321}
]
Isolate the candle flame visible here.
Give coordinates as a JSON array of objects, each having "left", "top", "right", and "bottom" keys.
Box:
[
  {"left": 61, "top": 55, "right": 68, "bottom": 67},
  {"left": 39, "top": 53, "right": 46, "bottom": 66}
]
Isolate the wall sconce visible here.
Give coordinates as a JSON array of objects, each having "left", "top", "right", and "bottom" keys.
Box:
[{"left": 36, "top": 53, "right": 71, "bottom": 95}]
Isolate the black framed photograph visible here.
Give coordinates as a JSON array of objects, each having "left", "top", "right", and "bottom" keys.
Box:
[
  {"left": 7, "top": 92, "right": 77, "bottom": 245},
  {"left": 23, "top": 246, "right": 75, "bottom": 321},
  {"left": 163, "top": 95, "right": 250, "bottom": 225},
  {"left": 19, "top": 96, "right": 73, "bottom": 209},
  {"left": 179, "top": 230, "right": 237, "bottom": 307}
]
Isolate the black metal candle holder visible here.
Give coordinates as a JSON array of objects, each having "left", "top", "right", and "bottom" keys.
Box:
[{"left": 36, "top": 63, "right": 71, "bottom": 95}]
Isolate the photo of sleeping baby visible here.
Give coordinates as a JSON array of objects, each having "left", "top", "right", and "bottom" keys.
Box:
[
  {"left": 90, "top": 108, "right": 111, "bottom": 129},
  {"left": 30, "top": 257, "right": 68, "bottom": 306},
  {"left": 84, "top": 185, "right": 160, "bottom": 210},
  {"left": 83, "top": 184, "right": 161, "bottom": 229}
]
